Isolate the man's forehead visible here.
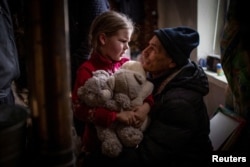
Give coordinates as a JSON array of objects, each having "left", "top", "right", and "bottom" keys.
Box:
[{"left": 150, "top": 36, "right": 163, "bottom": 50}]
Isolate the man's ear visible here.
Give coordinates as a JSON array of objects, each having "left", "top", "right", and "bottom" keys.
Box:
[{"left": 99, "top": 33, "right": 106, "bottom": 45}]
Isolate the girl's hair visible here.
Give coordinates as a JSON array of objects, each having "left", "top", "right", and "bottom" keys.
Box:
[{"left": 89, "top": 11, "right": 135, "bottom": 51}]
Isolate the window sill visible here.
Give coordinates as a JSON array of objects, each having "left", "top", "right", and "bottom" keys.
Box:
[{"left": 203, "top": 68, "right": 228, "bottom": 89}]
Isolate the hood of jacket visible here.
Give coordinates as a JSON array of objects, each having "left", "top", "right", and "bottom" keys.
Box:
[{"left": 151, "top": 62, "right": 209, "bottom": 96}]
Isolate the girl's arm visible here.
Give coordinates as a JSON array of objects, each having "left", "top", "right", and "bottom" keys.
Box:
[{"left": 133, "top": 94, "right": 154, "bottom": 128}]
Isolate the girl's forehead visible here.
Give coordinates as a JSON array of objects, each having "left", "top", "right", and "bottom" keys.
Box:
[{"left": 116, "top": 29, "right": 132, "bottom": 37}]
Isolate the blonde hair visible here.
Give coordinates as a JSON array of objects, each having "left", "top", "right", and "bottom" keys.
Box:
[{"left": 89, "top": 11, "right": 135, "bottom": 51}]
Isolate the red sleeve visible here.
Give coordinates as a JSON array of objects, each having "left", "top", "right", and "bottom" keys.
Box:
[
  {"left": 143, "top": 94, "right": 154, "bottom": 107},
  {"left": 92, "top": 107, "right": 117, "bottom": 127},
  {"left": 71, "top": 65, "right": 92, "bottom": 122},
  {"left": 71, "top": 64, "right": 117, "bottom": 127}
]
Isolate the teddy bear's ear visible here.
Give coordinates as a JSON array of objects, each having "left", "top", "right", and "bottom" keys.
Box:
[
  {"left": 133, "top": 73, "right": 145, "bottom": 85},
  {"left": 93, "top": 70, "right": 109, "bottom": 77}
]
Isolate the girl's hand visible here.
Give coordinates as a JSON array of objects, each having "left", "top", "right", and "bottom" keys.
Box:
[
  {"left": 133, "top": 103, "right": 150, "bottom": 128},
  {"left": 116, "top": 110, "right": 136, "bottom": 125}
]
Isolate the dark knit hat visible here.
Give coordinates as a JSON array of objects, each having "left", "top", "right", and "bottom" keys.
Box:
[{"left": 154, "top": 26, "right": 199, "bottom": 67}]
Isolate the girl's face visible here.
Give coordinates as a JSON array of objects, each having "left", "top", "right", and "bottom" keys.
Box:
[
  {"left": 141, "top": 35, "right": 176, "bottom": 77},
  {"left": 99, "top": 29, "right": 132, "bottom": 61}
]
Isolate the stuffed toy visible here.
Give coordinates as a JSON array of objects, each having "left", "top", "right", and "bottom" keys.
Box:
[
  {"left": 106, "top": 60, "right": 153, "bottom": 111},
  {"left": 77, "top": 60, "right": 154, "bottom": 157},
  {"left": 77, "top": 70, "right": 112, "bottom": 107}
]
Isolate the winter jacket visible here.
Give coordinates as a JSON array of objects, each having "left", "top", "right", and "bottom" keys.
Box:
[
  {"left": 0, "top": 0, "right": 20, "bottom": 99},
  {"left": 71, "top": 52, "right": 154, "bottom": 153},
  {"left": 136, "top": 61, "right": 213, "bottom": 166}
]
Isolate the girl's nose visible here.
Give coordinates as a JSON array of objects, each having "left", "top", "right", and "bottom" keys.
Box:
[{"left": 124, "top": 43, "right": 129, "bottom": 50}]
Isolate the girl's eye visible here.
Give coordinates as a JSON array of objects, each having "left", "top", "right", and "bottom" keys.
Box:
[{"left": 120, "top": 39, "right": 127, "bottom": 43}]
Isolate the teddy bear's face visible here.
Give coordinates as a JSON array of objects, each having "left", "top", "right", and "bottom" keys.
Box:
[
  {"left": 77, "top": 78, "right": 104, "bottom": 107},
  {"left": 105, "top": 61, "right": 154, "bottom": 110},
  {"left": 106, "top": 60, "right": 147, "bottom": 97},
  {"left": 77, "top": 70, "right": 112, "bottom": 107},
  {"left": 120, "top": 60, "right": 146, "bottom": 77},
  {"left": 109, "top": 69, "right": 146, "bottom": 100}
]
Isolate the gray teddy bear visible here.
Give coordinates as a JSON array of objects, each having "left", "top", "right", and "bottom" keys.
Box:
[{"left": 77, "top": 60, "right": 154, "bottom": 157}]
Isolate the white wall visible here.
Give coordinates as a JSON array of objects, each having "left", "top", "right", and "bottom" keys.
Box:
[
  {"left": 197, "top": 0, "right": 228, "bottom": 59},
  {"left": 204, "top": 72, "right": 228, "bottom": 117},
  {"left": 197, "top": 0, "right": 217, "bottom": 59}
]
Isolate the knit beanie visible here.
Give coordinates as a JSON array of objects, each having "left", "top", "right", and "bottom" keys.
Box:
[{"left": 154, "top": 26, "right": 199, "bottom": 67}]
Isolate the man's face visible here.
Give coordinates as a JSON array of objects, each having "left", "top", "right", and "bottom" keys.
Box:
[{"left": 141, "top": 35, "right": 176, "bottom": 76}]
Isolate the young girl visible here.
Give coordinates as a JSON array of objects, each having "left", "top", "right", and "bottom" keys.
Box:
[{"left": 71, "top": 11, "right": 153, "bottom": 156}]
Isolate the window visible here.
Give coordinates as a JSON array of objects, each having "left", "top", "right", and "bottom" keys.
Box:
[
  {"left": 157, "top": 0, "right": 229, "bottom": 62},
  {"left": 197, "top": 0, "right": 229, "bottom": 60}
]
